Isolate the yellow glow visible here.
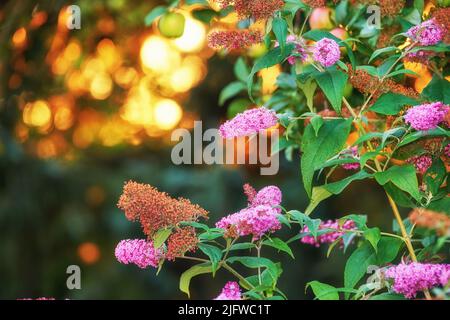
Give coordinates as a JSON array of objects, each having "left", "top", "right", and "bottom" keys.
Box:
[
  {"left": 97, "top": 39, "right": 121, "bottom": 72},
  {"left": 121, "top": 79, "right": 155, "bottom": 126},
  {"left": 404, "top": 61, "right": 428, "bottom": 78},
  {"left": 173, "top": 17, "right": 206, "bottom": 53},
  {"left": 114, "top": 67, "right": 137, "bottom": 88},
  {"left": 170, "top": 64, "right": 199, "bottom": 92},
  {"left": 90, "top": 73, "right": 113, "bottom": 100},
  {"left": 415, "top": 71, "right": 433, "bottom": 93},
  {"left": 12, "top": 27, "right": 27, "bottom": 47},
  {"left": 259, "top": 65, "right": 281, "bottom": 94},
  {"left": 82, "top": 58, "right": 106, "bottom": 79},
  {"left": 54, "top": 106, "right": 74, "bottom": 130},
  {"left": 36, "top": 137, "right": 58, "bottom": 159},
  {"left": 66, "top": 70, "right": 87, "bottom": 94},
  {"left": 154, "top": 99, "right": 183, "bottom": 130},
  {"left": 140, "top": 36, "right": 180, "bottom": 74},
  {"left": 64, "top": 41, "right": 81, "bottom": 61},
  {"left": 23, "top": 100, "right": 52, "bottom": 127}
]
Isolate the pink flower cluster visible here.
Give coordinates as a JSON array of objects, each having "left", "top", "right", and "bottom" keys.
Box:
[
  {"left": 384, "top": 262, "right": 450, "bottom": 298},
  {"left": 406, "top": 154, "right": 433, "bottom": 174},
  {"left": 404, "top": 102, "right": 449, "bottom": 131},
  {"left": 301, "top": 219, "right": 356, "bottom": 247},
  {"left": 444, "top": 144, "right": 450, "bottom": 158},
  {"left": 312, "top": 38, "right": 341, "bottom": 68},
  {"left": 406, "top": 19, "right": 444, "bottom": 46},
  {"left": 248, "top": 185, "right": 282, "bottom": 213},
  {"left": 341, "top": 146, "right": 360, "bottom": 171},
  {"left": 219, "top": 107, "right": 278, "bottom": 139},
  {"left": 115, "top": 239, "right": 162, "bottom": 269},
  {"left": 216, "top": 185, "right": 283, "bottom": 240},
  {"left": 275, "top": 35, "right": 308, "bottom": 65},
  {"left": 215, "top": 281, "right": 242, "bottom": 300}
]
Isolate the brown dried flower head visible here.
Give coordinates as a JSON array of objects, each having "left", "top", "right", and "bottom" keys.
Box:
[
  {"left": 409, "top": 208, "right": 450, "bottom": 236},
  {"left": 117, "top": 181, "right": 208, "bottom": 236}
]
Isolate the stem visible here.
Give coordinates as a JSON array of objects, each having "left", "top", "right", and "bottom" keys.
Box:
[
  {"left": 358, "top": 43, "right": 417, "bottom": 117},
  {"left": 299, "top": 9, "right": 311, "bottom": 35},
  {"left": 222, "top": 262, "right": 255, "bottom": 290},
  {"left": 180, "top": 255, "right": 256, "bottom": 290},
  {"left": 385, "top": 193, "right": 432, "bottom": 300},
  {"left": 256, "top": 243, "right": 262, "bottom": 286}
]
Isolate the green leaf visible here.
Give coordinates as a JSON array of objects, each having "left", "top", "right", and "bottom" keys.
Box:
[
  {"left": 301, "top": 119, "right": 353, "bottom": 197},
  {"left": 234, "top": 58, "right": 250, "bottom": 82},
  {"left": 424, "top": 158, "right": 447, "bottom": 195},
  {"left": 340, "top": 214, "right": 367, "bottom": 229},
  {"left": 179, "top": 263, "right": 212, "bottom": 297},
  {"left": 314, "top": 70, "right": 348, "bottom": 114},
  {"left": 310, "top": 115, "right": 324, "bottom": 136},
  {"left": 398, "top": 127, "right": 449, "bottom": 147},
  {"left": 198, "top": 243, "right": 223, "bottom": 275},
  {"left": 305, "top": 218, "right": 322, "bottom": 239},
  {"left": 272, "top": 17, "right": 288, "bottom": 54},
  {"left": 227, "top": 256, "right": 280, "bottom": 282},
  {"left": 306, "top": 171, "right": 372, "bottom": 215},
  {"left": 414, "top": 0, "right": 424, "bottom": 15},
  {"left": 364, "top": 227, "right": 381, "bottom": 253},
  {"left": 144, "top": 6, "right": 167, "bottom": 26},
  {"left": 368, "top": 46, "right": 399, "bottom": 63},
  {"left": 298, "top": 78, "right": 317, "bottom": 112},
  {"left": 192, "top": 9, "right": 218, "bottom": 23},
  {"left": 344, "top": 241, "right": 376, "bottom": 292},
  {"left": 421, "top": 75, "right": 450, "bottom": 104},
  {"left": 370, "top": 293, "right": 406, "bottom": 300},
  {"left": 370, "top": 92, "right": 418, "bottom": 115},
  {"left": 227, "top": 242, "right": 256, "bottom": 252},
  {"left": 247, "top": 44, "right": 295, "bottom": 100},
  {"left": 263, "top": 238, "right": 294, "bottom": 259},
  {"left": 306, "top": 281, "right": 339, "bottom": 300},
  {"left": 324, "top": 171, "right": 372, "bottom": 194},
  {"left": 153, "top": 228, "right": 172, "bottom": 249},
  {"left": 375, "top": 165, "right": 421, "bottom": 202},
  {"left": 219, "top": 81, "right": 246, "bottom": 106},
  {"left": 344, "top": 237, "right": 402, "bottom": 293},
  {"left": 375, "top": 237, "right": 402, "bottom": 265}
]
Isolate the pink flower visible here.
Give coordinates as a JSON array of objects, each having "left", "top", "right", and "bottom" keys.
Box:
[
  {"left": 217, "top": 184, "right": 283, "bottom": 239},
  {"left": 406, "top": 154, "right": 433, "bottom": 174},
  {"left": 115, "top": 239, "right": 163, "bottom": 269},
  {"left": 384, "top": 262, "right": 450, "bottom": 298},
  {"left": 406, "top": 19, "right": 444, "bottom": 46},
  {"left": 300, "top": 219, "right": 356, "bottom": 247},
  {"left": 440, "top": 269, "right": 450, "bottom": 286},
  {"left": 215, "top": 281, "right": 242, "bottom": 300},
  {"left": 444, "top": 144, "right": 450, "bottom": 158},
  {"left": 250, "top": 185, "right": 282, "bottom": 212},
  {"left": 216, "top": 205, "right": 281, "bottom": 240},
  {"left": 404, "top": 102, "right": 449, "bottom": 131},
  {"left": 219, "top": 107, "right": 278, "bottom": 139},
  {"left": 341, "top": 146, "right": 360, "bottom": 171},
  {"left": 275, "top": 35, "right": 308, "bottom": 65},
  {"left": 312, "top": 38, "right": 340, "bottom": 68}
]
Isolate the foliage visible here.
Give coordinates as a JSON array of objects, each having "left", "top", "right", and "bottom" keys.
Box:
[{"left": 114, "top": 0, "right": 450, "bottom": 300}]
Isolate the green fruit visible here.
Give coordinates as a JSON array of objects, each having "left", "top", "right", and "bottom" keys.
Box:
[{"left": 158, "top": 12, "right": 185, "bottom": 38}]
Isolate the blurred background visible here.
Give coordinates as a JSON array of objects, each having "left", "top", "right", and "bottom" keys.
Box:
[{"left": 0, "top": 0, "right": 394, "bottom": 299}]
